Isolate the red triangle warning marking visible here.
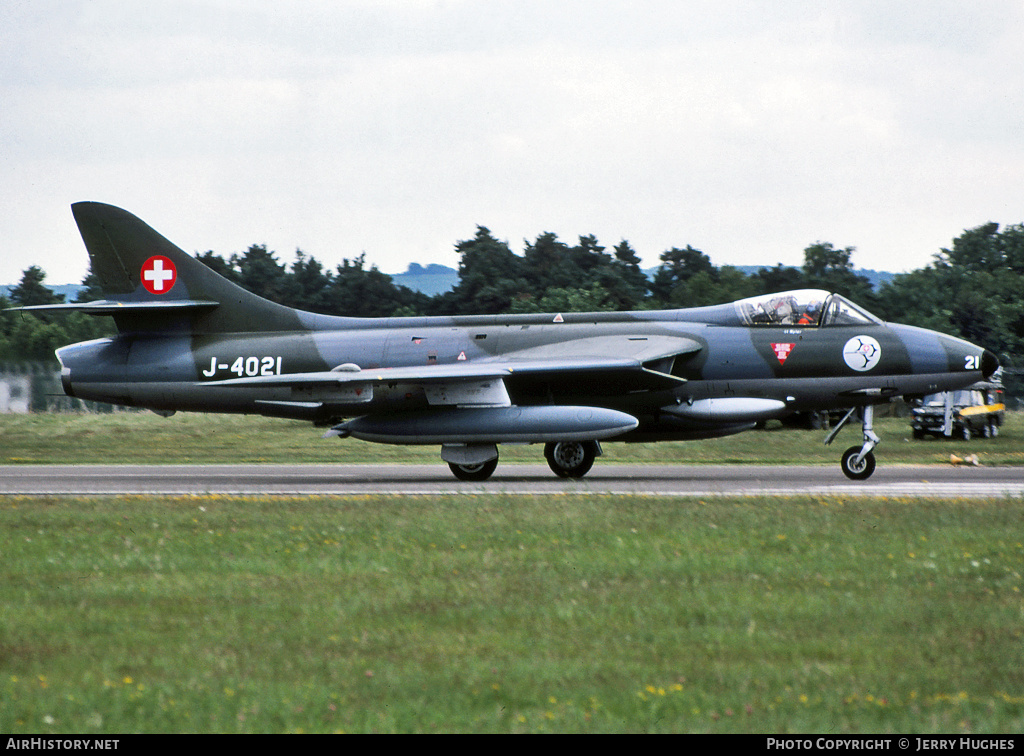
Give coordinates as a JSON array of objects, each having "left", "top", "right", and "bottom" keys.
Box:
[{"left": 771, "top": 343, "right": 795, "bottom": 364}]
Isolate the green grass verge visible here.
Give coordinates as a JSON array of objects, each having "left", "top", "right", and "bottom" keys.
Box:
[
  {"left": 1, "top": 494, "right": 1022, "bottom": 733},
  {"left": 2, "top": 411, "right": 1024, "bottom": 467}
]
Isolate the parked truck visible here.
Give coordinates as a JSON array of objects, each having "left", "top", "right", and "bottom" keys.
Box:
[{"left": 910, "top": 377, "right": 1004, "bottom": 440}]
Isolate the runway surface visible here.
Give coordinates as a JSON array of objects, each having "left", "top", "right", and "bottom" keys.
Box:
[{"left": 3, "top": 463, "right": 1023, "bottom": 497}]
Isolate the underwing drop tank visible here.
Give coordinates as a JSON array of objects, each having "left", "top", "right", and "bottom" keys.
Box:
[{"left": 326, "top": 405, "right": 639, "bottom": 445}]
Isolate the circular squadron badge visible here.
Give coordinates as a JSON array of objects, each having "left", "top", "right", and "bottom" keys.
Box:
[{"left": 843, "top": 335, "right": 881, "bottom": 371}]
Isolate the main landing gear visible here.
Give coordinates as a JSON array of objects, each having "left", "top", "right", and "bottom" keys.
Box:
[
  {"left": 448, "top": 457, "right": 499, "bottom": 481},
  {"left": 544, "top": 441, "right": 599, "bottom": 478},
  {"left": 826, "top": 405, "right": 881, "bottom": 480},
  {"left": 443, "top": 441, "right": 602, "bottom": 481},
  {"left": 443, "top": 443, "right": 501, "bottom": 481}
]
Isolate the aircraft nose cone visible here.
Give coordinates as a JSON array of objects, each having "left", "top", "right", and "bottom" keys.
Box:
[{"left": 982, "top": 349, "right": 999, "bottom": 380}]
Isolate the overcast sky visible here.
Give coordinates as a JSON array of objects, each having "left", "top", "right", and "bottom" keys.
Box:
[{"left": 2, "top": 0, "right": 1023, "bottom": 287}]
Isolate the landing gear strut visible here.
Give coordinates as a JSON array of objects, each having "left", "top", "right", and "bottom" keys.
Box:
[{"left": 825, "top": 405, "right": 880, "bottom": 480}]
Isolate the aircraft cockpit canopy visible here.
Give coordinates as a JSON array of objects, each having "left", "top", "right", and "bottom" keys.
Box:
[{"left": 733, "top": 290, "right": 882, "bottom": 327}]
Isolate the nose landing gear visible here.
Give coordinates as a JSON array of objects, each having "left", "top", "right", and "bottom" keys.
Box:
[{"left": 826, "top": 405, "right": 880, "bottom": 480}]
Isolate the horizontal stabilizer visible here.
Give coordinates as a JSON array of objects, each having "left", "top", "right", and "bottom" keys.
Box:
[{"left": 12, "top": 299, "right": 219, "bottom": 316}]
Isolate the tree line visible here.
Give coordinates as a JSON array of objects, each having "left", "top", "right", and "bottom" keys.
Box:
[{"left": 4, "top": 222, "right": 1024, "bottom": 393}]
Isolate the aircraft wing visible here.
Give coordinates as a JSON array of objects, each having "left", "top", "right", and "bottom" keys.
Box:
[
  {"left": 203, "top": 355, "right": 677, "bottom": 388},
  {"left": 202, "top": 334, "right": 701, "bottom": 390},
  {"left": 498, "top": 333, "right": 701, "bottom": 364}
]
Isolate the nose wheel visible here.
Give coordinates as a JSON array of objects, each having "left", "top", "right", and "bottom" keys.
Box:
[
  {"left": 840, "top": 445, "right": 876, "bottom": 480},
  {"left": 826, "top": 405, "right": 881, "bottom": 480}
]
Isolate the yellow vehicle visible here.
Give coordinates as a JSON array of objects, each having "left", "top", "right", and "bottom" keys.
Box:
[{"left": 911, "top": 380, "right": 1005, "bottom": 440}]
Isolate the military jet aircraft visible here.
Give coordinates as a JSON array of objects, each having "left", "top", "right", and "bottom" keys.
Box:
[{"left": 16, "top": 202, "right": 998, "bottom": 481}]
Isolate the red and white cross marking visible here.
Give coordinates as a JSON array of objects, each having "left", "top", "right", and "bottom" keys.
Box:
[{"left": 141, "top": 256, "right": 177, "bottom": 294}]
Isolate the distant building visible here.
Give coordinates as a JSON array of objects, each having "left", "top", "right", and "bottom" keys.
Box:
[
  {"left": 0, "top": 374, "right": 30, "bottom": 413},
  {"left": 0, "top": 364, "right": 106, "bottom": 413}
]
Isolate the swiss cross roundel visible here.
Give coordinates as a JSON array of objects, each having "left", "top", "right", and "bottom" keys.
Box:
[
  {"left": 141, "top": 256, "right": 177, "bottom": 294},
  {"left": 843, "top": 335, "right": 882, "bottom": 372}
]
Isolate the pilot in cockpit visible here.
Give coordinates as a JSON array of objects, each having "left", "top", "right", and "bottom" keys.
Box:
[{"left": 797, "top": 300, "right": 822, "bottom": 326}]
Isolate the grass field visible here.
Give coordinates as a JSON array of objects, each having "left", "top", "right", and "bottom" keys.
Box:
[
  {"left": 3, "top": 409, "right": 1024, "bottom": 467},
  {"left": 1, "top": 413, "right": 1023, "bottom": 733}
]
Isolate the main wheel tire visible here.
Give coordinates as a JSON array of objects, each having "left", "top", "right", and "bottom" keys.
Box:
[
  {"left": 544, "top": 441, "right": 597, "bottom": 479},
  {"left": 840, "top": 446, "right": 876, "bottom": 480},
  {"left": 448, "top": 458, "right": 498, "bottom": 481}
]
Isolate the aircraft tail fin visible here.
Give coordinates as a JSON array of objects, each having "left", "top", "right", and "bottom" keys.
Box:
[{"left": 68, "top": 202, "right": 301, "bottom": 334}]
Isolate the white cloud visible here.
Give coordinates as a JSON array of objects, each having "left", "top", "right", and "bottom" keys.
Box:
[{"left": 2, "top": 0, "right": 1023, "bottom": 287}]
